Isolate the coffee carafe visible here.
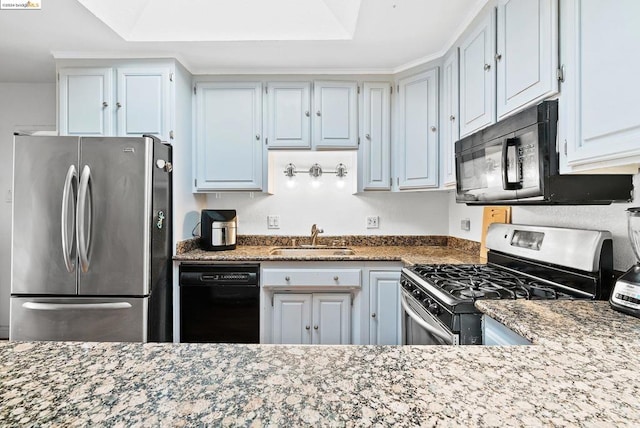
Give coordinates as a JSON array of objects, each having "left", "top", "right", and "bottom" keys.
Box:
[{"left": 610, "top": 207, "right": 640, "bottom": 317}]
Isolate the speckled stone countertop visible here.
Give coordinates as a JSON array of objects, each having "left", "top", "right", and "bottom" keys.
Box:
[
  {"left": 174, "top": 245, "right": 482, "bottom": 265},
  {"left": 3, "top": 301, "right": 640, "bottom": 426}
]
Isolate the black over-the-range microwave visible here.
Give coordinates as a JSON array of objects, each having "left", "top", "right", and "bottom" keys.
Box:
[{"left": 455, "top": 100, "right": 633, "bottom": 205}]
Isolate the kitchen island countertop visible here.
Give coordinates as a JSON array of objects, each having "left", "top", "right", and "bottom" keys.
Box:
[{"left": 2, "top": 301, "right": 640, "bottom": 426}]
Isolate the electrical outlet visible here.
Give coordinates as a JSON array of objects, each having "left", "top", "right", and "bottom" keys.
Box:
[
  {"left": 267, "top": 215, "right": 280, "bottom": 229},
  {"left": 461, "top": 218, "right": 471, "bottom": 231},
  {"left": 366, "top": 216, "right": 379, "bottom": 229}
]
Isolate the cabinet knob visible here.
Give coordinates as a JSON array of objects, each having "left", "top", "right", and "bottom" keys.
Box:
[
  {"left": 305, "top": 111, "right": 310, "bottom": 117},
  {"left": 285, "top": 276, "right": 290, "bottom": 281},
  {"left": 313, "top": 325, "right": 319, "bottom": 330},
  {"left": 371, "top": 313, "right": 376, "bottom": 318},
  {"left": 256, "top": 134, "right": 261, "bottom": 140},
  {"left": 484, "top": 63, "right": 491, "bottom": 71},
  {"left": 449, "top": 115, "right": 455, "bottom": 121},
  {"left": 116, "top": 102, "right": 122, "bottom": 108},
  {"left": 495, "top": 53, "right": 502, "bottom": 61},
  {"left": 430, "top": 126, "right": 437, "bottom": 132},
  {"left": 102, "top": 101, "right": 108, "bottom": 108},
  {"left": 316, "top": 110, "right": 321, "bottom": 117},
  {"left": 365, "top": 134, "right": 371, "bottom": 140},
  {"left": 305, "top": 325, "right": 310, "bottom": 330},
  {"left": 333, "top": 276, "right": 339, "bottom": 281}
]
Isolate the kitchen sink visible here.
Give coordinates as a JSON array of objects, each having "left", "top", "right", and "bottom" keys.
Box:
[{"left": 269, "top": 247, "right": 356, "bottom": 256}]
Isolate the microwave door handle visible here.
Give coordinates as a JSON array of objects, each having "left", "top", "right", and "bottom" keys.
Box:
[{"left": 501, "top": 137, "right": 523, "bottom": 191}]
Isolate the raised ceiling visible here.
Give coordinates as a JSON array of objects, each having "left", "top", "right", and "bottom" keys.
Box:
[{"left": 0, "top": 0, "right": 488, "bottom": 83}]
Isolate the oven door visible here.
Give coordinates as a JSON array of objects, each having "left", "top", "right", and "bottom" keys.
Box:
[{"left": 401, "top": 290, "right": 458, "bottom": 345}]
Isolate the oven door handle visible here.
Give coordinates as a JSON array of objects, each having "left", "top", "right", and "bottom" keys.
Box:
[{"left": 401, "top": 294, "right": 453, "bottom": 344}]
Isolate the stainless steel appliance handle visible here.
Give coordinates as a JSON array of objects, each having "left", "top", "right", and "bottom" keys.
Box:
[
  {"left": 501, "top": 137, "right": 523, "bottom": 190},
  {"left": 77, "top": 165, "right": 92, "bottom": 273},
  {"left": 22, "top": 302, "right": 132, "bottom": 311},
  {"left": 61, "top": 165, "right": 77, "bottom": 273},
  {"left": 401, "top": 293, "right": 452, "bottom": 343}
]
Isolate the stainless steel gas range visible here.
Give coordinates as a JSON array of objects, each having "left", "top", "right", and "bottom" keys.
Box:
[{"left": 400, "top": 224, "right": 614, "bottom": 345}]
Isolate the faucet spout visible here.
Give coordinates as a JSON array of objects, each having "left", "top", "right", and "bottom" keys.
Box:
[{"left": 310, "top": 224, "right": 324, "bottom": 246}]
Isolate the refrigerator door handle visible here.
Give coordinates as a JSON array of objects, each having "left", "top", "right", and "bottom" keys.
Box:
[
  {"left": 77, "top": 165, "right": 92, "bottom": 273},
  {"left": 61, "top": 165, "right": 77, "bottom": 273},
  {"left": 22, "top": 301, "right": 132, "bottom": 311}
]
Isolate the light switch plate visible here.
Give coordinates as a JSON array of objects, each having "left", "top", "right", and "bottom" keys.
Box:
[
  {"left": 366, "top": 216, "right": 379, "bottom": 229},
  {"left": 267, "top": 215, "right": 280, "bottom": 229},
  {"left": 461, "top": 218, "right": 471, "bottom": 231}
]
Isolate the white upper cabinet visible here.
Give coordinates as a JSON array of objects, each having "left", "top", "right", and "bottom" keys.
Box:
[
  {"left": 496, "top": 0, "right": 558, "bottom": 120},
  {"left": 59, "top": 68, "right": 113, "bottom": 137},
  {"left": 459, "top": 12, "right": 496, "bottom": 138},
  {"left": 313, "top": 81, "right": 358, "bottom": 149},
  {"left": 441, "top": 50, "right": 459, "bottom": 187},
  {"left": 396, "top": 68, "right": 439, "bottom": 190},
  {"left": 266, "top": 82, "right": 311, "bottom": 149},
  {"left": 560, "top": 0, "right": 640, "bottom": 172},
  {"left": 359, "top": 82, "right": 392, "bottom": 191},
  {"left": 194, "top": 81, "right": 264, "bottom": 191},
  {"left": 59, "top": 66, "right": 172, "bottom": 141},
  {"left": 116, "top": 67, "right": 171, "bottom": 141}
]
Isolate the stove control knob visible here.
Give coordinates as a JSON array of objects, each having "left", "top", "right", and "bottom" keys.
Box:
[
  {"left": 427, "top": 303, "right": 440, "bottom": 315},
  {"left": 422, "top": 298, "right": 432, "bottom": 307},
  {"left": 412, "top": 289, "right": 422, "bottom": 298}
]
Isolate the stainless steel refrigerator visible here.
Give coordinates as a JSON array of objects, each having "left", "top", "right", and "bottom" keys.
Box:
[{"left": 10, "top": 135, "right": 172, "bottom": 342}]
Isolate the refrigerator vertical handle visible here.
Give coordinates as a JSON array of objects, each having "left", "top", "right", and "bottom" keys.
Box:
[
  {"left": 61, "top": 165, "right": 77, "bottom": 273},
  {"left": 77, "top": 165, "right": 92, "bottom": 273}
]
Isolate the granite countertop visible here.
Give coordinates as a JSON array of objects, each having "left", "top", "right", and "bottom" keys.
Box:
[
  {"left": 174, "top": 245, "right": 482, "bottom": 265},
  {"left": 3, "top": 301, "right": 640, "bottom": 426}
]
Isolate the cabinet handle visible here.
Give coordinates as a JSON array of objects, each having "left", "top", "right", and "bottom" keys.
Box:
[
  {"left": 365, "top": 134, "right": 371, "bottom": 140},
  {"left": 495, "top": 53, "right": 502, "bottom": 61},
  {"left": 116, "top": 102, "right": 122, "bottom": 108},
  {"left": 305, "top": 325, "right": 310, "bottom": 330},
  {"left": 313, "top": 325, "right": 319, "bottom": 330},
  {"left": 371, "top": 313, "right": 377, "bottom": 318},
  {"left": 305, "top": 111, "right": 310, "bottom": 117},
  {"left": 430, "top": 126, "right": 437, "bottom": 132},
  {"left": 333, "top": 276, "right": 339, "bottom": 281},
  {"left": 484, "top": 63, "right": 491, "bottom": 71},
  {"left": 316, "top": 110, "right": 321, "bottom": 117},
  {"left": 256, "top": 134, "right": 261, "bottom": 140},
  {"left": 285, "top": 276, "right": 290, "bottom": 281},
  {"left": 449, "top": 115, "right": 455, "bottom": 121},
  {"left": 102, "top": 101, "right": 108, "bottom": 108}
]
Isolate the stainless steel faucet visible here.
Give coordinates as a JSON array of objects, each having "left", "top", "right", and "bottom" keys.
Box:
[{"left": 310, "top": 224, "right": 324, "bottom": 246}]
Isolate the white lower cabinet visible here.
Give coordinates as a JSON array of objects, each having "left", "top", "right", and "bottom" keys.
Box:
[
  {"left": 368, "top": 271, "right": 401, "bottom": 345},
  {"left": 272, "top": 293, "right": 351, "bottom": 345}
]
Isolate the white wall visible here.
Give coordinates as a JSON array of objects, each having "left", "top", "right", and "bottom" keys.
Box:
[
  {"left": 201, "top": 151, "right": 450, "bottom": 236},
  {"left": 448, "top": 173, "right": 640, "bottom": 271},
  {"left": 0, "top": 83, "right": 57, "bottom": 337}
]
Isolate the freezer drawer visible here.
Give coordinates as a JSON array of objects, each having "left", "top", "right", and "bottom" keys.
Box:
[{"left": 10, "top": 297, "right": 148, "bottom": 342}]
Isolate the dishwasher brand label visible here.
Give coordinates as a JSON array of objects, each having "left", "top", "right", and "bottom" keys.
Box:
[{"left": 1, "top": 1, "right": 41, "bottom": 9}]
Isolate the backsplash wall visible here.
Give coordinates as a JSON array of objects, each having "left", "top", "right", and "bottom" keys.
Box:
[
  {"left": 203, "top": 151, "right": 450, "bottom": 238},
  {"left": 448, "top": 173, "right": 640, "bottom": 271}
]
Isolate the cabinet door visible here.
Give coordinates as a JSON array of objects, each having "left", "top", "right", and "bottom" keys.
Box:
[
  {"left": 459, "top": 11, "right": 496, "bottom": 137},
  {"left": 396, "top": 69, "right": 439, "bottom": 190},
  {"left": 272, "top": 294, "right": 312, "bottom": 344},
  {"left": 496, "top": 0, "right": 558, "bottom": 119},
  {"left": 59, "top": 67, "right": 113, "bottom": 136},
  {"left": 312, "top": 293, "right": 351, "bottom": 345},
  {"left": 560, "top": 0, "right": 640, "bottom": 171},
  {"left": 359, "top": 82, "right": 391, "bottom": 191},
  {"left": 313, "top": 81, "right": 358, "bottom": 149},
  {"left": 441, "top": 50, "right": 459, "bottom": 187},
  {"left": 194, "top": 82, "right": 263, "bottom": 191},
  {"left": 369, "top": 271, "right": 401, "bottom": 345},
  {"left": 116, "top": 67, "right": 171, "bottom": 141},
  {"left": 266, "top": 82, "right": 311, "bottom": 149}
]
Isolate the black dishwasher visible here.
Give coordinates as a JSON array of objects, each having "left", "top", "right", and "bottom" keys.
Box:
[{"left": 179, "top": 264, "right": 260, "bottom": 343}]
